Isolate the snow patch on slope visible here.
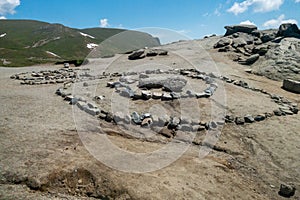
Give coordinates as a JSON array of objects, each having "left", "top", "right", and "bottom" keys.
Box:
[
  {"left": 80, "top": 32, "right": 95, "bottom": 39},
  {"left": 87, "top": 43, "right": 98, "bottom": 49},
  {"left": 46, "top": 51, "right": 60, "bottom": 58},
  {"left": 0, "top": 33, "right": 7, "bottom": 38}
]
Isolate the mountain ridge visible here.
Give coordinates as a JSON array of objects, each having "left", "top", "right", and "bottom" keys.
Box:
[{"left": 0, "top": 19, "right": 161, "bottom": 67}]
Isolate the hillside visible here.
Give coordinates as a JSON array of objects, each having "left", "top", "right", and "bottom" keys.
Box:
[{"left": 0, "top": 20, "right": 160, "bottom": 67}]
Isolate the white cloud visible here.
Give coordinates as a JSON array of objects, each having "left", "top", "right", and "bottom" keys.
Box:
[
  {"left": 227, "top": 1, "right": 251, "bottom": 15},
  {"left": 296, "top": 0, "right": 300, "bottom": 2},
  {"left": 100, "top": 18, "right": 109, "bottom": 28},
  {"left": 214, "top": 4, "right": 222, "bottom": 16},
  {"left": 0, "top": 16, "right": 6, "bottom": 19},
  {"left": 228, "top": 0, "right": 284, "bottom": 15},
  {"left": 240, "top": 20, "right": 256, "bottom": 26},
  {"left": 263, "top": 14, "right": 298, "bottom": 28},
  {"left": 0, "top": 0, "right": 20, "bottom": 16}
]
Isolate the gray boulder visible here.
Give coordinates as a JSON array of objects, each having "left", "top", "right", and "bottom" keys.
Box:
[
  {"left": 128, "top": 49, "right": 145, "bottom": 60},
  {"left": 214, "top": 38, "right": 232, "bottom": 48},
  {"left": 283, "top": 79, "right": 300, "bottom": 93},
  {"left": 152, "top": 92, "right": 162, "bottom": 99},
  {"left": 225, "top": 25, "right": 257, "bottom": 36},
  {"left": 232, "top": 38, "right": 247, "bottom": 48},
  {"left": 168, "top": 117, "right": 181, "bottom": 130},
  {"left": 85, "top": 107, "right": 100, "bottom": 116},
  {"left": 235, "top": 117, "right": 245, "bottom": 125},
  {"left": 179, "top": 124, "right": 193, "bottom": 132},
  {"left": 131, "top": 112, "right": 141, "bottom": 125},
  {"left": 244, "top": 115, "right": 255, "bottom": 123},
  {"left": 225, "top": 115, "right": 235, "bottom": 123},
  {"left": 161, "top": 92, "right": 173, "bottom": 101},
  {"left": 141, "top": 90, "right": 152, "bottom": 100},
  {"left": 277, "top": 23, "right": 300, "bottom": 38},
  {"left": 279, "top": 183, "right": 296, "bottom": 198},
  {"left": 260, "top": 29, "right": 277, "bottom": 43},
  {"left": 254, "top": 114, "right": 266, "bottom": 122},
  {"left": 141, "top": 118, "right": 153, "bottom": 127},
  {"left": 240, "top": 54, "right": 260, "bottom": 65},
  {"left": 252, "top": 45, "right": 268, "bottom": 56}
]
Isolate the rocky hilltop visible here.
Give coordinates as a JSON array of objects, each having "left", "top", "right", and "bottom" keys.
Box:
[{"left": 213, "top": 23, "right": 300, "bottom": 81}]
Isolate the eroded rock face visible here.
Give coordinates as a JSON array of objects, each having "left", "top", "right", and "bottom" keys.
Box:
[
  {"left": 138, "top": 76, "right": 187, "bottom": 92},
  {"left": 225, "top": 25, "right": 257, "bottom": 36}
]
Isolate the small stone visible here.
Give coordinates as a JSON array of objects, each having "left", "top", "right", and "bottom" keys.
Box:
[
  {"left": 105, "top": 113, "right": 114, "bottom": 122},
  {"left": 290, "top": 107, "right": 299, "bottom": 114},
  {"left": 254, "top": 114, "right": 266, "bottom": 122},
  {"left": 208, "top": 121, "right": 218, "bottom": 129},
  {"left": 225, "top": 115, "right": 235, "bottom": 123},
  {"left": 132, "top": 90, "right": 143, "bottom": 100},
  {"left": 244, "top": 114, "right": 255, "bottom": 123},
  {"left": 245, "top": 69, "right": 252, "bottom": 73},
  {"left": 198, "top": 125, "right": 206, "bottom": 131},
  {"left": 168, "top": 117, "right": 181, "bottom": 130},
  {"left": 131, "top": 112, "right": 141, "bottom": 125},
  {"left": 235, "top": 117, "right": 245, "bottom": 125},
  {"left": 196, "top": 92, "right": 210, "bottom": 98},
  {"left": 161, "top": 92, "right": 173, "bottom": 101},
  {"left": 152, "top": 92, "right": 162, "bottom": 99},
  {"left": 139, "top": 73, "right": 149, "bottom": 79},
  {"left": 83, "top": 82, "right": 89, "bottom": 87},
  {"left": 282, "top": 109, "right": 294, "bottom": 115},
  {"left": 98, "top": 113, "right": 107, "bottom": 120},
  {"left": 141, "top": 118, "right": 153, "bottom": 127},
  {"left": 279, "top": 183, "right": 296, "bottom": 198},
  {"left": 85, "top": 107, "right": 100, "bottom": 116},
  {"left": 141, "top": 90, "right": 152, "bottom": 100},
  {"left": 180, "top": 71, "right": 192, "bottom": 76},
  {"left": 216, "top": 121, "right": 225, "bottom": 125},
  {"left": 273, "top": 110, "right": 283, "bottom": 116}
]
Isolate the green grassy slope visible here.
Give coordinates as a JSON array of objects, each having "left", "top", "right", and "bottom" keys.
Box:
[{"left": 0, "top": 20, "right": 160, "bottom": 67}]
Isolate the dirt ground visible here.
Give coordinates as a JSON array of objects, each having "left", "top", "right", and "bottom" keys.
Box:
[{"left": 0, "top": 38, "right": 299, "bottom": 199}]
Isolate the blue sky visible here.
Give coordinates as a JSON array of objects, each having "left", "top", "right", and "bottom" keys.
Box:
[{"left": 0, "top": 0, "right": 300, "bottom": 41}]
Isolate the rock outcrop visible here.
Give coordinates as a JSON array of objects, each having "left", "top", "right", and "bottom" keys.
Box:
[
  {"left": 225, "top": 24, "right": 257, "bottom": 36},
  {"left": 277, "top": 23, "right": 300, "bottom": 38},
  {"left": 214, "top": 23, "right": 300, "bottom": 81}
]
